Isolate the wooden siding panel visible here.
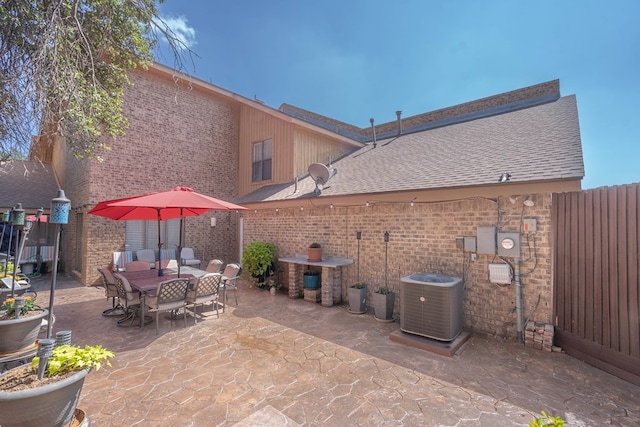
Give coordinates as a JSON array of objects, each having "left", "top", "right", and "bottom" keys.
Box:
[
  {"left": 618, "top": 187, "right": 629, "bottom": 354},
  {"left": 608, "top": 189, "right": 618, "bottom": 350},
  {"left": 553, "top": 184, "right": 640, "bottom": 385},
  {"left": 237, "top": 105, "right": 295, "bottom": 196},
  {"left": 584, "top": 190, "right": 594, "bottom": 341},
  {"left": 593, "top": 189, "right": 603, "bottom": 344},
  {"left": 293, "top": 129, "right": 353, "bottom": 179},
  {"left": 628, "top": 186, "right": 639, "bottom": 357}
]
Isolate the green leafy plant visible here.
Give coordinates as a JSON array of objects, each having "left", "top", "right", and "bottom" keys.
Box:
[
  {"left": 352, "top": 282, "right": 366, "bottom": 289},
  {"left": 32, "top": 344, "right": 115, "bottom": 378},
  {"left": 309, "top": 242, "right": 321, "bottom": 248},
  {"left": 376, "top": 286, "right": 391, "bottom": 295},
  {"left": 529, "top": 411, "right": 566, "bottom": 427},
  {"left": 1, "top": 295, "right": 37, "bottom": 315},
  {"left": 242, "top": 241, "right": 276, "bottom": 284}
]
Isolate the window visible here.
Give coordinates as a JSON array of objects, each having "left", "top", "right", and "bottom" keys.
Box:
[
  {"left": 252, "top": 139, "right": 272, "bottom": 182},
  {"left": 125, "top": 219, "right": 181, "bottom": 252}
]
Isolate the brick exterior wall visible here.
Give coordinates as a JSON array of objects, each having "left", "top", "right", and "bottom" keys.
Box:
[
  {"left": 242, "top": 193, "right": 553, "bottom": 340},
  {"left": 63, "top": 69, "right": 242, "bottom": 286}
]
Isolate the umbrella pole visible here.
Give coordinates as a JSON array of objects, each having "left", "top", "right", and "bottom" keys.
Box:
[
  {"left": 177, "top": 215, "right": 184, "bottom": 278},
  {"left": 157, "top": 211, "right": 164, "bottom": 277}
]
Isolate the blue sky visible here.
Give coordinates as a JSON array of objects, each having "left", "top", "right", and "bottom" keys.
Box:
[{"left": 156, "top": 0, "right": 639, "bottom": 189}]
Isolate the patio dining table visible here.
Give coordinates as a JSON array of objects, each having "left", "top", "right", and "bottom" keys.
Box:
[{"left": 122, "top": 266, "right": 208, "bottom": 327}]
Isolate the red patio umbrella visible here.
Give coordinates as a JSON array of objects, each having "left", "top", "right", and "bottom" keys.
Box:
[{"left": 88, "top": 186, "right": 247, "bottom": 276}]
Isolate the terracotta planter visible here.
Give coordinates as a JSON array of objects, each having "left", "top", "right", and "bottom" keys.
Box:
[
  {"left": 0, "top": 309, "right": 48, "bottom": 355},
  {"left": 307, "top": 247, "right": 322, "bottom": 262},
  {"left": 0, "top": 368, "right": 88, "bottom": 427}
]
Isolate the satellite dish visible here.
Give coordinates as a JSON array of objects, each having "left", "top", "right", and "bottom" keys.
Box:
[{"left": 308, "top": 163, "right": 335, "bottom": 194}]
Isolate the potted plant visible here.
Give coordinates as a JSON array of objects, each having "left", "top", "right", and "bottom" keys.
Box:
[
  {"left": 347, "top": 282, "right": 367, "bottom": 314},
  {"left": 307, "top": 242, "right": 322, "bottom": 262},
  {"left": 0, "top": 343, "right": 114, "bottom": 427},
  {"left": 267, "top": 274, "right": 281, "bottom": 295},
  {"left": 241, "top": 241, "right": 276, "bottom": 287},
  {"left": 373, "top": 286, "right": 395, "bottom": 322},
  {"left": 0, "top": 295, "right": 48, "bottom": 355}
]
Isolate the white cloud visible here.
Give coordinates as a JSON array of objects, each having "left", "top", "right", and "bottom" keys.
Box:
[{"left": 160, "top": 15, "right": 196, "bottom": 49}]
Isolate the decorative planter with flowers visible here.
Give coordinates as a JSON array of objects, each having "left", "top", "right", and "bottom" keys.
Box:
[
  {"left": 0, "top": 295, "right": 48, "bottom": 355},
  {"left": 0, "top": 342, "right": 114, "bottom": 427}
]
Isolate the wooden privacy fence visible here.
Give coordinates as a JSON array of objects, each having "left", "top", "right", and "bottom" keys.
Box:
[{"left": 553, "top": 183, "right": 640, "bottom": 385}]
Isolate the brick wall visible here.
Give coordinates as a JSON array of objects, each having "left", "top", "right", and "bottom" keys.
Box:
[
  {"left": 242, "top": 193, "right": 553, "bottom": 340},
  {"left": 66, "top": 69, "right": 242, "bottom": 285}
]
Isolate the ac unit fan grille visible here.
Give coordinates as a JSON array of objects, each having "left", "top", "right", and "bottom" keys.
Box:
[{"left": 400, "top": 275, "right": 463, "bottom": 341}]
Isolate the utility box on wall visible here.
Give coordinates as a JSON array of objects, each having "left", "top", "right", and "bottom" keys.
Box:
[
  {"left": 497, "top": 232, "right": 521, "bottom": 258},
  {"left": 477, "top": 226, "right": 496, "bottom": 254}
]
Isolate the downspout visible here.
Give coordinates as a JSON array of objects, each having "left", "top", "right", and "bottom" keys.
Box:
[{"left": 515, "top": 257, "right": 524, "bottom": 343}]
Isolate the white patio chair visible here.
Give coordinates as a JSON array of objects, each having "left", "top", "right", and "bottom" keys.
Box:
[
  {"left": 136, "top": 249, "right": 156, "bottom": 269},
  {"left": 219, "top": 263, "right": 241, "bottom": 312},
  {"left": 144, "top": 278, "right": 190, "bottom": 334},
  {"left": 186, "top": 273, "right": 222, "bottom": 322},
  {"left": 180, "top": 247, "right": 201, "bottom": 267},
  {"left": 205, "top": 259, "right": 224, "bottom": 274}
]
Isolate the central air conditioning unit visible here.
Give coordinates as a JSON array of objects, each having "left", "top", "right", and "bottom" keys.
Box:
[{"left": 400, "top": 273, "right": 464, "bottom": 341}]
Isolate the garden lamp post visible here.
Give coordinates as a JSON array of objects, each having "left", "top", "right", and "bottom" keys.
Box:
[
  {"left": 10, "top": 204, "right": 25, "bottom": 295},
  {"left": 3, "top": 208, "right": 15, "bottom": 276},
  {"left": 35, "top": 207, "right": 44, "bottom": 274},
  {"left": 1, "top": 210, "right": 10, "bottom": 275},
  {"left": 47, "top": 190, "right": 70, "bottom": 339}
]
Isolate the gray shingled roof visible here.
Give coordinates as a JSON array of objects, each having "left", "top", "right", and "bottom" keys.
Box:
[
  {"left": 0, "top": 160, "right": 60, "bottom": 210},
  {"left": 237, "top": 95, "right": 584, "bottom": 203}
]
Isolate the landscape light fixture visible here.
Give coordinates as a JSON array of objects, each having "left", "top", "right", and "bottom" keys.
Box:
[
  {"left": 499, "top": 172, "right": 511, "bottom": 183},
  {"left": 523, "top": 197, "right": 535, "bottom": 207}
]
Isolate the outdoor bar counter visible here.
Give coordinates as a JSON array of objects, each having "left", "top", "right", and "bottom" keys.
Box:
[{"left": 278, "top": 254, "right": 353, "bottom": 306}]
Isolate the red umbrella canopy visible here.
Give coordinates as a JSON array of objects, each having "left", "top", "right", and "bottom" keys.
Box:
[{"left": 88, "top": 186, "right": 247, "bottom": 220}]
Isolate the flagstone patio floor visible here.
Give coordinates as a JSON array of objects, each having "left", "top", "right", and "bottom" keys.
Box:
[{"left": 19, "top": 273, "right": 640, "bottom": 426}]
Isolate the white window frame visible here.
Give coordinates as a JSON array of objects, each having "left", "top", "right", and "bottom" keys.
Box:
[
  {"left": 125, "top": 219, "right": 181, "bottom": 253},
  {"left": 252, "top": 139, "right": 272, "bottom": 182}
]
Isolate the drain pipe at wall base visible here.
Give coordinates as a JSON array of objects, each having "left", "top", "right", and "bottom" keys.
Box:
[{"left": 514, "top": 257, "right": 524, "bottom": 344}]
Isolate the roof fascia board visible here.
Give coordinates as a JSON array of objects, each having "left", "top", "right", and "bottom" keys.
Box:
[{"left": 238, "top": 179, "right": 582, "bottom": 209}]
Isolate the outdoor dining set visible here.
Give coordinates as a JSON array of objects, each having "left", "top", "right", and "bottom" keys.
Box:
[{"left": 97, "top": 259, "right": 241, "bottom": 334}]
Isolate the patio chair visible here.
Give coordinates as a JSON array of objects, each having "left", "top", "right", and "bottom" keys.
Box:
[
  {"left": 205, "top": 259, "right": 224, "bottom": 274},
  {"left": 180, "top": 247, "right": 201, "bottom": 267},
  {"left": 186, "top": 273, "right": 222, "bottom": 323},
  {"left": 155, "top": 259, "right": 179, "bottom": 270},
  {"left": 112, "top": 273, "right": 144, "bottom": 327},
  {"left": 125, "top": 260, "right": 151, "bottom": 271},
  {"left": 219, "top": 263, "right": 241, "bottom": 312},
  {"left": 136, "top": 249, "right": 156, "bottom": 269},
  {"left": 97, "top": 267, "right": 124, "bottom": 316},
  {"left": 144, "top": 278, "right": 190, "bottom": 334}
]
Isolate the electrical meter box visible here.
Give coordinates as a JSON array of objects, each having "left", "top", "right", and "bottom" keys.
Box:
[
  {"left": 497, "top": 232, "right": 521, "bottom": 258},
  {"left": 477, "top": 226, "right": 496, "bottom": 254}
]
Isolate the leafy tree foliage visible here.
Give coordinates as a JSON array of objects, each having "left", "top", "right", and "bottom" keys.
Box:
[{"left": 0, "top": 0, "right": 191, "bottom": 161}]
